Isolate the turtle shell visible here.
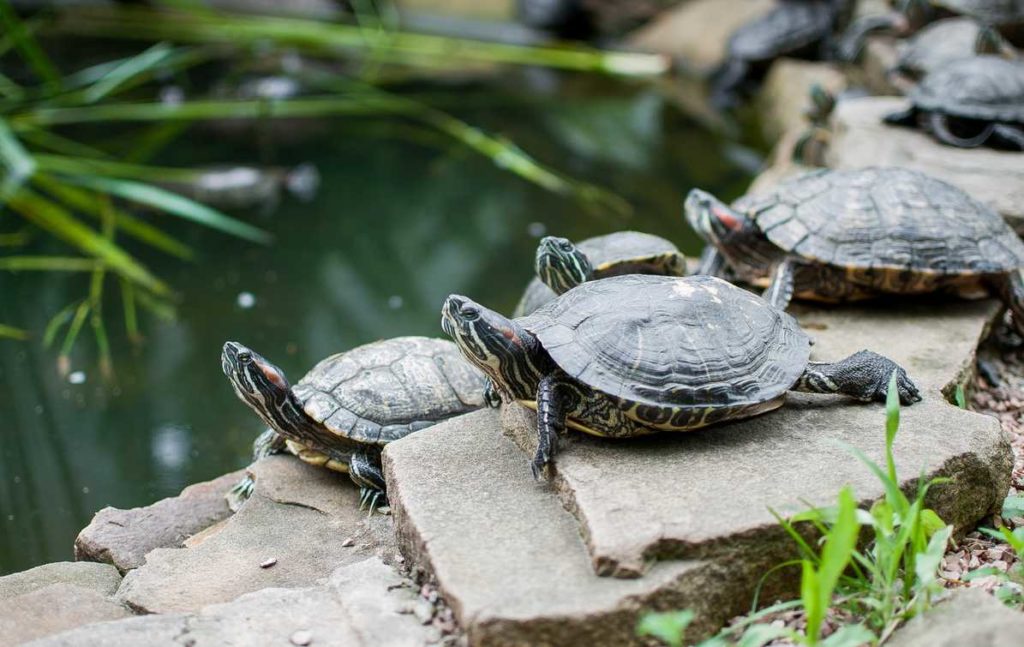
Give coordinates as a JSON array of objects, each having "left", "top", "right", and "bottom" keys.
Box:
[
  {"left": 520, "top": 275, "right": 811, "bottom": 410},
  {"left": 728, "top": 0, "right": 835, "bottom": 61},
  {"left": 513, "top": 231, "right": 685, "bottom": 316},
  {"left": 290, "top": 337, "right": 487, "bottom": 446},
  {"left": 934, "top": 0, "right": 1024, "bottom": 26},
  {"left": 909, "top": 55, "right": 1024, "bottom": 122},
  {"left": 895, "top": 18, "right": 983, "bottom": 78},
  {"left": 739, "top": 167, "right": 1024, "bottom": 275}
]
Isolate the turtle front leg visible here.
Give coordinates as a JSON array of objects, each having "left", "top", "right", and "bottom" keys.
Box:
[
  {"left": 533, "top": 374, "right": 569, "bottom": 480},
  {"left": 763, "top": 258, "right": 797, "bottom": 310},
  {"left": 993, "top": 270, "right": 1024, "bottom": 337},
  {"left": 484, "top": 378, "right": 503, "bottom": 408},
  {"left": 226, "top": 429, "right": 289, "bottom": 511},
  {"left": 695, "top": 246, "right": 727, "bottom": 278},
  {"left": 791, "top": 350, "right": 921, "bottom": 404},
  {"left": 349, "top": 451, "right": 388, "bottom": 513}
]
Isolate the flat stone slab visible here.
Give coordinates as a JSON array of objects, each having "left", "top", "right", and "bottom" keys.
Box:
[
  {"left": 385, "top": 299, "right": 1011, "bottom": 645},
  {"left": 0, "top": 562, "right": 131, "bottom": 645},
  {"left": 25, "top": 558, "right": 435, "bottom": 647},
  {"left": 115, "top": 456, "right": 396, "bottom": 613},
  {"left": 75, "top": 470, "right": 243, "bottom": 572},
  {"left": 826, "top": 96, "right": 1024, "bottom": 234},
  {"left": 626, "top": 0, "right": 774, "bottom": 74},
  {"left": 888, "top": 588, "right": 1024, "bottom": 647}
]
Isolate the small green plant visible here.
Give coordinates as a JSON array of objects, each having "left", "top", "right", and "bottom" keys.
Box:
[
  {"left": 964, "top": 496, "right": 1024, "bottom": 608},
  {"left": 637, "top": 374, "right": 953, "bottom": 647}
]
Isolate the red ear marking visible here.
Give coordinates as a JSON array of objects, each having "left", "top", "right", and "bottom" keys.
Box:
[
  {"left": 258, "top": 363, "right": 288, "bottom": 389},
  {"left": 712, "top": 206, "right": 741, "bottom": 231},
  {"left": 501, "top": 327, "right": 521, "bottom": 345}
]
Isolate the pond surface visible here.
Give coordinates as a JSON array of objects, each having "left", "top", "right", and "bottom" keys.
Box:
[{"left": 0, "top": 69, "right": 756, "bottom": 574}]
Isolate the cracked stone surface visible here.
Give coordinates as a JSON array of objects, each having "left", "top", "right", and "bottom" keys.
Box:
[
  {"left": 114, "top": 456, "right": 396, "bottom": 614},
  {"left": 75, "top": 470, "right": 243, "bottom": 572},
  {"left": 385, "top": 299, "right": 1011, "bottom": 646},
  {"left": 626, "top": 0, "right": 774, "bottom": 74},
  {"left": 25, "top": 558, "right": 434, "bottom": 647},
  {"left": 887, "top": 589, "right": 1024, "bottom": 647},
  {"left": 0, "top": 562, "right": 131, "bottom": 645},
  {"left": 826, "top": 96, "right": 1024, "bottom": 234}
]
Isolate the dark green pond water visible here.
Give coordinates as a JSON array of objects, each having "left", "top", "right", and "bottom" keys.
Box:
[{"left": 0, "top": 70, "right": 756, "bottom": 574}]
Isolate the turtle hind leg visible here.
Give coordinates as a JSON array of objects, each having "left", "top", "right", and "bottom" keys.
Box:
[
  {"left": 350, "top": 451, "right": 388, "bottom": 514},
  {"left": 792, "top": 350, "right": 921, "bottom": 404},
  {"left": 992, "top": 125, "right": 1024, "bottom": 151},
  {"left": 226, "top": 429, "right": 289, "bottom": 511},
  {"left": 534, "top": 374, "right": 570, "bottom": 481}
]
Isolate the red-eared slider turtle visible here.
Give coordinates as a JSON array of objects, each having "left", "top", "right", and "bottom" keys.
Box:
[
  {"left": 686, "top": 167, "right": 1024, "bottom": 322},
  {"left": 514, "top": 232, "right": 686, "bottom": 316},
  {"left": 442, "top": 274, "right": 919, "bottom": 477},
  {"left": 712, "top": 0, "right": 847, "bottom": 108},
  {"left": 222, "top": 337, "right": 492, "bottom": 510},
  {"left": 890, "top": 18, "right": 1011, "bottom": 85},
  {"left": 884, "top": 55, "right": 1024, "bottom": 148},
  {"left": 838, "top": 0, "right": 1024, "bottom": 60}
]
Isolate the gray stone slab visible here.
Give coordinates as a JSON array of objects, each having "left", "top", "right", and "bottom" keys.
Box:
[
  {"left": 1, "top": 583, "right": 133, "bottom": 646},
  {"left": 115, "top": 456, "right": 396, "bottom": 614},
  {"left": 75, "top": 470, "right": 243, "bottom": 572},
  {"left": 26, "top": 558, "right": 433, "bottom": 647},
  {"left": 826, "top": 96, "right": 1024, "bottom": 234},
  {"left": 887, "top": 588, "right": 1024, "bottom": 647},
  {"left": 0, "top": 561, "right": 121, "bottom": 601},
  {"left": 385, "top": 300, "right": 1011, "bottom": 646}
]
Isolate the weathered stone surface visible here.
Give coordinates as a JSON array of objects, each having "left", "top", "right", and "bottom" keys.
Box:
[
  {"left": 386, "top": 299, "right": 1011, "bottom": 646},
  {"left": 75, "top": 470, "right": 243, "bottom": 572},
  {"left": 757, "top": 59, "right": 846, "bottom": 142},
  {"left": 26, "top": 558, "right": 433, "bottom": 647},
  {"left": 0, "top": 562, "right": 130, "bottom": 645},
  {"left": 888, "top": 588, "right": 1024, "bottom": 647},
  {"left": 854, "top": 36, "right": 901, "bottom": 95},
  {"left": 626, "top": 0, "right": 775, "bottom": 74},
  {"left": 826, "top": 96, "right": 1024, "bottom": 233},
  {"left": 115, "top": 456, "right": 396, "bottom": 614},
  {"left": 0, "top": 561, "right": 121, "bottom": 600}
]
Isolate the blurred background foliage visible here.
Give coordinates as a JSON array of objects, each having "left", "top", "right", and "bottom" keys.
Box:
[{"left": 0, "top": 0, "right": 758, "bottom": 573}]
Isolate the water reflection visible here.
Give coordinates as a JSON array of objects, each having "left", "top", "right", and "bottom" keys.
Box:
[{"left": 0, "top": 73, "right": 756, "bottom": 573}]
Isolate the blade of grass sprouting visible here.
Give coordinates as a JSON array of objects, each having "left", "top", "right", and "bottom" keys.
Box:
[
  {"left": 0, "top": 255, "right": 100, "bottom": 271},
  {"left": 0, "top": 117, "right": 36, "bottom": 199},
  {"left": 33, "top": 173, "right": 195, "bottom": 259},
  {"left": 64, "top": 175, "right": 271, "bottom": 244},
  {"left": 0, "top": 0, "right": 60, "bottom": 86},
  {"left": 6, "top": 187, "right": 169, "bottom": 294},
  {"left": 82, "top": 42, "right": 175, "bottom": 103},
  {"left": 58, "top": 299, "right": 91, "bottom": 375},
  {"left": 34, "top": 154, "right": 201, "bottom": 183},
  {"left": 52, "top": 6, "right": 670, "bottom": 77},
  {"left": 135, "top": 288, "right": 176, "bottom": 321},
  {"left": 43, "top": 300, "right": 80, "bottom": 348},
  {"left": 885, "top": 372, "right": 900, "bottom": 485},
  {"left": 90, "top": 197, "right": 113, "bottom": 379},
  {"left": 0, "top": 322, "right": 29, "bottom": 340},
  {"left": 0, "top": 70, "right": 24, "bottom": 101},
  {"left": 120, "top": 278, "right": 140, "bottom": 344},
  {"left": 126, "top": 120, "right": 191, "bottom": 163},
  {"left": 0, "top": 229, "right": 32, "bottom": 246},
  {"left": 17, "top": 128, "right": 111, "bottom": 159}
]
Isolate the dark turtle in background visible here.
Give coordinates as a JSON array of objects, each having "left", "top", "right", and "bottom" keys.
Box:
[
  {"left": 711, "top": 0, "right": 849, "bottom": 108},
  {"left": 838, "top": 0, "right": 1024, "bottom": 60},
  {"left": 443, "top": 274, "right": 920, "bottom": 477},
  {"left": 686, "top": 167, "right": 1024, "bottom": 325},
  {"left": 514, "top": 232, "right": 686, "bottom": 316},
  {"left": 889, "top": 17, "right": 1009, "bottom": 84},
  {"left": 885, "top": 55, "right": 1024, "bottom": 148},
  {"left": 222, "top": 337, "right": 492, "bottom": 511},
  {"left": 514, "top": 0, "right": 679, "bottom": 39}
]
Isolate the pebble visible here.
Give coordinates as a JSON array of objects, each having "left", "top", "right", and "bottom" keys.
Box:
[
  {"left": 290, "top": 629, "right": 313, "bottom": 646},
  {"left": 260, "top": 557, "right": 277, "bottom": 569},
  {"left": 341, "top": 537, "right": 354, "bottom": 547}
]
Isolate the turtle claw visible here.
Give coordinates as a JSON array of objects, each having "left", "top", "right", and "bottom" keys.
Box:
[
  {"left": 359, "top": 487, "right": 388, "bottom": 516},
  {"left": 225, "top": 476, "right": 255, "bottom": 512}
]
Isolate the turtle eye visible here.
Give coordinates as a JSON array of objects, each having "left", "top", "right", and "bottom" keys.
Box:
[
  {"left": 238, "top": 352, "right": 252, "bottom": 364},
  {"left": 559, "top": 241, "right": 574, "bottom": 252},
  {"left": 461, "top": 308, "right": 479, "bottom": 322}
]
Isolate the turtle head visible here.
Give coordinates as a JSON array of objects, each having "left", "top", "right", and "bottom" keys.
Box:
[
  {"left": 685, "top": 189, "right": 751, "bottom": 247},
  {"left": 536, "top": 236, "right": 593, "bottom": 295},
  {"left": 441, "top": 295, "right": 541, "bottom": 400},
  {"left": 222, "top": 341, "right": 293, "bottom": 423}
]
